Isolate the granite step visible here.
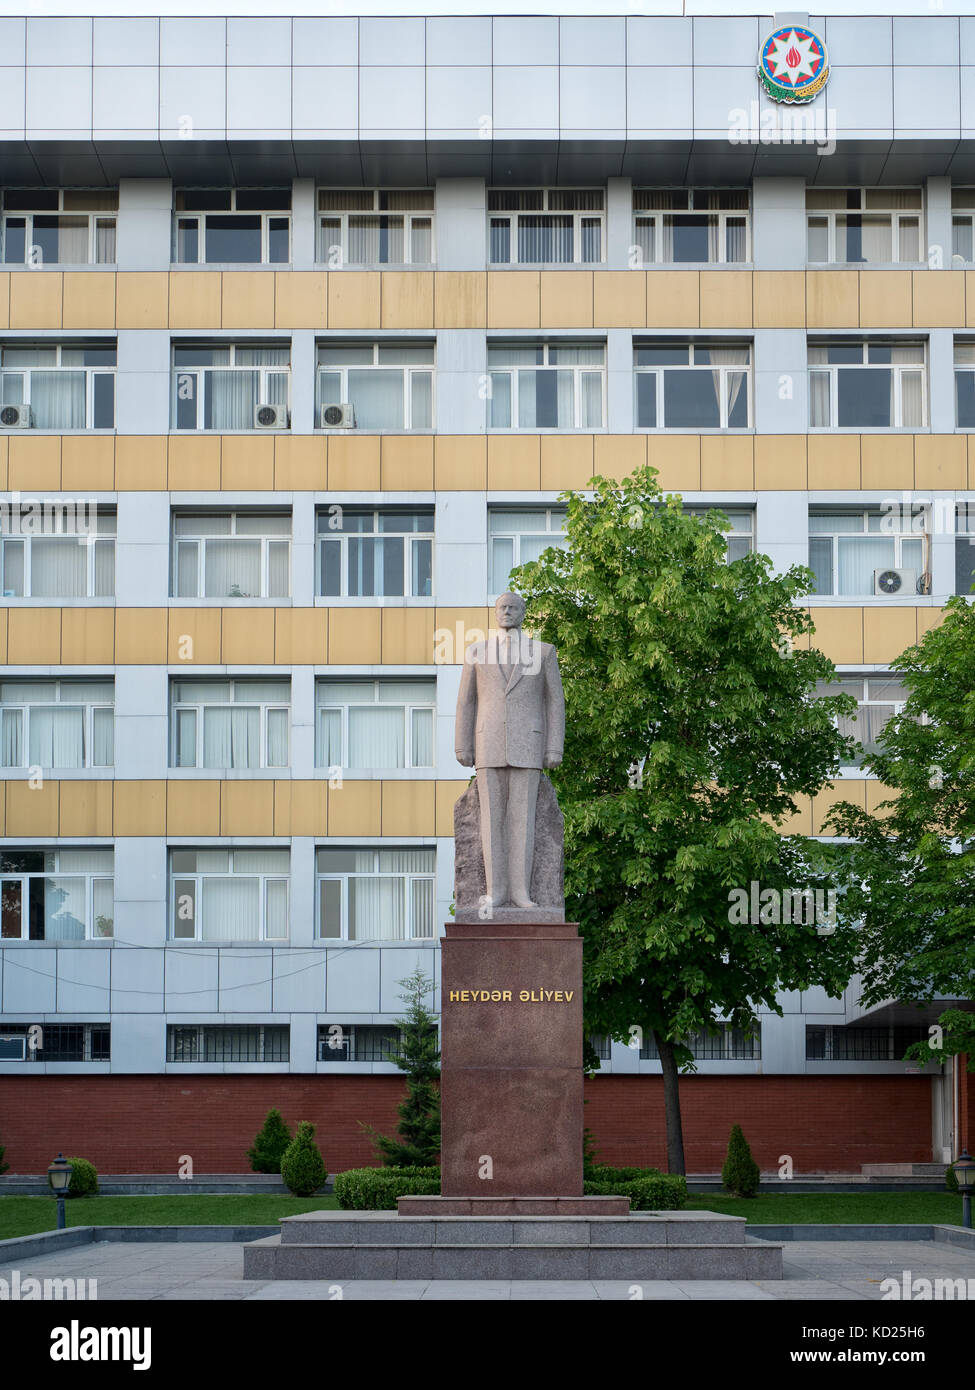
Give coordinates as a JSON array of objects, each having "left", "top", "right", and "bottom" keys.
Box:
[{"left": 278, "top": 1210, "right": 750, "bottom": 1247}]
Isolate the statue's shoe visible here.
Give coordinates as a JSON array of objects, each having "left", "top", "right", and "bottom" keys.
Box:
[{"left": 510, "top": 896, "right": 538, "bottom": 910}]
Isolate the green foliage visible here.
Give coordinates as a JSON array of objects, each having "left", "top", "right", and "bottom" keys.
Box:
[
  {"left": 333, "top": 1166, "right": 440, "bottom": 1210},
  {"left": 584, "top": 1173, "right": 687, "bottom": 1210},
  {"left": 246, "top": 1108, "right": 292, "bottom": 1174},
  {"left": 945, "top": 1161, "right": 959, "bottom": 1194},
  {"left": 366, "top": 969, "right": 441, "bottom": 1168},
  {"left": 827, "top": 597, "right": 975, "bottom": 1068},
  {"left": 721, "top": 1123, "right": 761, "bottom": 1198},
  {"left": 279, "top": 1121, "right": 326, "bottom": 1197},
  {"left": 582, "top": 1126, "right": 599, "bottom": 1173},
  {"left": 47, "top": 1157, "right": 98, "bottom": 1198},
  {"left": 0, "top": 1141, "right": 8, "bottom": 1176}
]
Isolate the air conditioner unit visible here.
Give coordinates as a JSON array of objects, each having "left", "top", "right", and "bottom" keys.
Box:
[
  {"left": 253, "top": 403, "right": 288, "bottom": 430},
  {"left": 320, "top": 402, "right": 355, "bottom": 429},
  {"left": 0, "top": 404, "right": 31, "bottom": 428},
  {"left": 874, "top": 567, "right": 917, "bottom": 597}
]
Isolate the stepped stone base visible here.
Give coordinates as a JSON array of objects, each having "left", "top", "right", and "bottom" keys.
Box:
[
  {"left": 242, "top": 1210, "right": 783, "bottom": 1281},
  {"left": 397, "top": 1195, "right": 631, "bottom": 1216}
]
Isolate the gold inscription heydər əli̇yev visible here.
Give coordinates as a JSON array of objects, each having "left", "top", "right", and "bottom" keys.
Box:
[{"left": 447, "top": 989, "right": 574, "bottom": 1003}]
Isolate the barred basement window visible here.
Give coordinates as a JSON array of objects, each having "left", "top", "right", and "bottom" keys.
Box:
[
  {"left": 317, "top": 1024, "right": 404, "bottom": 1062},
  {"left": 640, "top": 1025, "right": 761, "bottom": 1061},
  {"left": 806, "top": 1025, "right": 928, "bottom": 1061},
  {"left": 0, "top": 1023, "right": 110, "bottom": 1061},
  {"left": 166, "top": 1024, "right": 290, "bottom": 1063}
]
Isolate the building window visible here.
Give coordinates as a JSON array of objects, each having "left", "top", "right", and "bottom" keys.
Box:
[
  {"left": 317, "top": 189, "right": 434, "bottom": 265},
  {"left": 172, "top": 344, "right": 290, "bottom": 431},
  {"left": 640, "top": 1025, "right": 761, "bottom": 1061},
  {"left": 488, "top": 507, "right": 568, "bottom": 595},
  {"left": 316, "top": 341, "right": 434, "bottom": 430},
  {"left": 809, "top": 510, "right": 927, "bottom": 597},
  {"left": 318, "top": 1024, "right": 404, "bottom": 1062},
  {"left": 952, "top": 188, "right": 975, "bottom": 263},
  {"left": 2, "top": 189, "right": 117, "bottom": 266},
  {"left": 0, "top": 509, "right": 115, "bottom": 598},
  {"left": 635, "top": 343, "right": 751, "bottom": 429},
  {"left": 316, "top": 679, "right": 435, "bottom": 771},
  {"left": 588, "top": 1034, "right": 612, "bottom": 1061},
  {"left": 809, "top": 341, "right": 925, "bottom": 429},
  {"left": 683, "top": 506, "right": 755, "bottom": 560},
  {"left": 0, "top": 1023, "right": 110, "bottom": 1062},
  {"left": 0, "top": 850, "right": 114, "bottom": 942},
  {"left": 806, "top": 1025, "right": 927, "bottom": 1061},
  {"left": 488, "top": 341, "right": 605, "bottom": 430},
  {"left": 633, "top": 189, "right": 750, "bottom": 264},
  {"left": 488, "top": 189, "right": 604, "bottom": 264},
  {"left": 956, "top": 503, "right": 975, "bottom": 595},
  {"left": 172, "top": 511, "right": 290, "bottom": 599},
  {"left": 0, "top": 679, "right": 113, "bottom": 769},
  {"left": 815, "top": 674, "right": 909, "bottom": 767},
  {"left": 806, "top": 188, "right": 922, "bottom": 264},
  {"left": 167, "top": 1024, "right": 289, "bottom": 1063},
  {"left": 954, "top": 343, "right": 975, "bottom": 427},
  {"left": 0, "top": 343, "right": 116, "bottom": 429},
  {"left": 170, "top": 849, "right": 289, "bottom": 942},
  {"left": 317, "top": 508, "right": 433, "bottom": 598},
  {"left": 173, "top": 188, "right": 291, "bottom": 264},
  {"left": 171, "top": 680, "right": 289, "bottom": 770},
  {"left": 316, "top": 848, "right": 435, "bottom": 941}
]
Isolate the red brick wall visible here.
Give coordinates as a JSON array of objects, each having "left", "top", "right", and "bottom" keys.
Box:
[{"left": 0, "top": 1072, "right": 933, "bottom": 1175}]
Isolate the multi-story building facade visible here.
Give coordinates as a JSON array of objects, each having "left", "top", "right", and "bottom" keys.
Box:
[{"left": 0, "top": 11, "right": 972, "bottom": 1176}]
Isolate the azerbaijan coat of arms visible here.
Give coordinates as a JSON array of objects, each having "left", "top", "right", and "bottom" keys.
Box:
[{"left": 758, "top": 25, "right": 829, "bottom": 105}]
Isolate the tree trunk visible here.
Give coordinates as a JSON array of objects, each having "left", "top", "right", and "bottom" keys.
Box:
[{"left": 654, "top": 1030, "right": 687, "bottom": 1176}]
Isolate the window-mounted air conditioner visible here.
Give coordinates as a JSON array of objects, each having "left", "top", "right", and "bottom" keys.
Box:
[
  {"left": 254, "top": 403, "right": 288, "bottom": 429},
  {"left": 873, "top": 567, "right": 917, "bottom": 596},
  {"left": 0, "top": 404, "right": 31, "bottom": 428},
  {"left": 320, "top": 403, "right": 355, "bottom": 429}
]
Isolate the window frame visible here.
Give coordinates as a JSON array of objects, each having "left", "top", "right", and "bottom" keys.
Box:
[
  {"left": 0, "top": 1022, "right": 111, "bottom": 1062},
  {"left": 315, "top": 340, "right": 435, "bottom": 431},
  {"left": 488, "top": 506, "right": 568, "bottom": 596},
  {"left": 169, "top": 847, "right": 290, "bottom": 943},
  {"left": 171, "top": 510, "right": 291, "bottom": 599},
  {"left": 0, "top": 678, "right": 114, "bottom": 770},
  {"left": 1, "top": 189, "right": 118, "bottom": 267},
  {"left": 170, "top": 343, "right": 292, "bottom": 432},
  {"left": 0, "top": 849, "right": 114, "bottom": 942},
  {"left": 315, "top": 847, "right": 436, "bottom": 942},
  {"left": 166, "top": 1023, "right": 290, "bottom": 1063},
  {"left": 634, "top": 341, "right": 753, "bottom": 430},
  {"left": 487, "top": 339, "right": 607, "bottom": 431},
  {"left": 170, "top": 678, "right": 291, "bottom": 771},
  {"left": 317, "top": 188, "right": 435, "bottom": 267},
  {"left": 316, "top": 507, "right": 434, "bottom": 599},
  {"left": 0, "top": 342, "right": 117, "bottom": 429},
  {"left": 808, "top": 340, "right": 927, "bottom": 431},
  {"left": 632, "top": 188, "right": 751, "bottom": 265},
  {"left": 172, "top": 188, "right": 292, "bottom": 266},
  {"left": 807, "top": 508, "right": 929, "bottom": 597},
  {"left": 816, "top": 672, "right": 911, "bottom": 769},
  {"left": 0, "top": 511, "right": 116, "bottom": 599},
  {"left": 805, "top": 187, "right": 924, "bottom": 265},
  {"left": 487, "top": 188, "right": 605, "bottom": 266},
  {"left": 317, "top": 1023, "right": 405, "bottom": 1063},
  {"left": 315, "top": 678, "right": 436, "bottom": 771}
]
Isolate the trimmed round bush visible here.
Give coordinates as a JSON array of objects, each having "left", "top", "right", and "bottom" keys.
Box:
[
  {"left": 280, "top": 1121, "right": 326, "bottom": 1197},
  {"left": 334, "top": 1166, "right": 440, "bottom": 1210},
  {"left": 583, "top": 1172, "right": 687, "bottom": 1211},
  {"left": 48, "top": 1156, "right": 98, "bottom": 1198},
  {"left": 247, "top": 1108, "right": 292, "bottom": 1174}
]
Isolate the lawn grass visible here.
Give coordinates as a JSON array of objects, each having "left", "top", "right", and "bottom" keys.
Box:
[{"left": 686, "top": 1192, "right": 964, "bottom": 1225}]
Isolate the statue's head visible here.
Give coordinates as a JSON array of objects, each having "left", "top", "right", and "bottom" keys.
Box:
[{"left": 495, "top": 592, "right": 526, "bottom": 630}]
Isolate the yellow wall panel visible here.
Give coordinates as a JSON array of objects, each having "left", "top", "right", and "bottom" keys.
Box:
[
  {"left": 8, "top": 435, "right": 60, "bottom": 491},
  {"left": 168, "top": 608, "right": 222, "bottom": 664},
  {"left": 435, "top": 435, "right": 487, "bottom": 490},
  {"left": 381, "top": 271, "right": 434, "bottom": 328},
  {"left": 382, "top": 607, "right": 435, "bottom": 664},
  {"left": 169, "top": 271, "right": 221, "bottom": 328},
  {"left": 116, "top": 272, "right": 168, "bottom": 329},
  {"left": 274, "top": 435, "right": 326, "bottom": 490},
  {"left": 699, "top": 270, "right": 753, "bottom": 329},
  {"left": 647, "top": 435, "right": 701, "bottom": 491},
  {"left": 327, "top": 271, "right": 381, "bottom": 328},
  {"left": 273, "top": 608, "right": 327, "bottom": 664},
  {"left": 813, "top": 780, "right": 865, "bottom": 835},
  {"left": 116, "top": 435, "right": 167, "bottom": 491},
  {"left": 327, "top": 779, "right": 381, "bottom": 836},
  {"left": 434, "top": 608, "right": 493, "bottom": 661},
  {"left": 807, "top": 607, "right": 863, "bottom": 663},
  {"left": 646, "top": 272, "right": 699, "bottom": 327},
  {"left": 9, "top": 272, "right": 62, "bottom": 328},
  {"left": 700, "top": 435, "right": 754, "bottom": 490},
  {"left": 222, "top": 608, "right": 274, "bottom": 664},
  {"left": 593, "top": 434, "right": 647, "bottom": 483},
  {"left": 0, "top": 608, "right": 9, "bottom": 663},
  {"left": 913, "top": 270, "right": 965, "bottom": 327},
  {"left": 860, "top": 434, "right": 913, "bottom": 491},
  {"left": 220, "top": 271, "right": 275, "bottom": 329},
  {"left": 487, "top": 271, "right": 540, "bottom": 328},
  {"left": 540, "top": 434, "right": 593, "bottom": 490},
  {"left": 772, "top": 798, "right": 813, "bottom": 836},
  {"left": 167, "top": 779, "right": 220, "bottom": 835},
  {"left": 381, "top": 780, "right": 435, "bottom": 836},
  {"left": 273, "top": 271, "right": 327, "bottom": 329},
  {"left": 168, "top": 434, "right": 221, "bottom": 490},
  {"left": 61, "top": 272, "right": 116, "bottom": 329},
  {"left": 59, "top": 780, "right": 113, "bottom": 837},
  {"left": 754, "top": 435, "right": 807, "bottom": 489},
  {"left": 487, "top": 434, "right": 541, "bottom": 490},
  {"left": 966, "top": 272, "right": 975, "bottom": 327},
  {"left": 593, "top": 271, "right": 647, "bottom": 328},
  {"left": 434, "top": 272, "right": 487, "bottom": 328},
  {"left": 115, "top": 608, "right": 167, "bottom": 664},
  {"left": 381, "top": 435, "right": 434, "bottom": 491},
  {"left": 752, "top": 271, "right": 805, "bottom": 328},
  {"left": 859, "top": 271, "right": 912, "bottom": 328},
  {"left": 863, "top": 606, "right": 917, "bottom": 665},
  {"left": 6, "top": 780, "right": 59, "bottom": 836},
  {"left": 220, "top": 435, "right": 275, "bottom": 490},
  {"left": 8, "top": 609, "right": 60, "bottom": 664},
  {"left": 61, "top": 608, "right": 115, "bottom": 664},
  {"left": 865, "top": 780, "right": 897, "bottom": 817},
  {"left": 273, "top": 780, "right": 327, "bottom": 836},
  {"left": 0, "top": 435, "right": 8, "bottom": 490},
  {"left": 326, "top": 434, "right": 381, "bottom": 491},
  {"left": 0, "top": 273, "right": 10, "bottom": 329},
  {"left": 113, "top": 779, "right": 166, "bottom": 835},
  {"left": 220, "top": 780, "right": 274, "bottom": 836},
  {"left": 806, "top": 270, "right": 858, "bottom": 328},
  {"left": 329, "top": 606, "right": 381, "bottom": 662},
  {"left": 807, "top": 433, "right": 860, "bottom": 489},
  {"left": 539, "top": 271, "right": 593, "bottom": 328},
  {"left": 915, "top": 434, "right": 967, "bottom": 489},
  {"left": 436, "top": 778, "right": 470, "bottom": 835},
  {"left": 916, "top": 606, "right": 946, "bottom": 639},
  {"left": 61, "top": 435, "right": 115, "bottom": 491}
]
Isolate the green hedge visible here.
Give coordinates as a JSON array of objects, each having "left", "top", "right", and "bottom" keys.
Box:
[
  {"left": 334, "top": 1166, "right": 440, "bottom": 1210},
  {"left": 584, "top": 1171, "right": 687, "bottom": 1211},
  {"left": 48, "top": 1157, "right": 98, "bottom": 1198}
]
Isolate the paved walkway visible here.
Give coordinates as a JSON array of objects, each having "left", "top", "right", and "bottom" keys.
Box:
[{"left": 3, "top": 1237, "right": 975, "bottom": 1299}]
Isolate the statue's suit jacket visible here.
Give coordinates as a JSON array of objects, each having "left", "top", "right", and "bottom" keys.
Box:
[{"left": 455, "top": 634, "right": 565, "bottom": 770}]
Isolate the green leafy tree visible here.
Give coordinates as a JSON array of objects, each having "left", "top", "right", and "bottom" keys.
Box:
[
  {"left": 280, "top": 1121, "right": 326, "bottom": 1196},
  {"left": 0, "top": 1139, "right": 8, "bottom": 1176},
  {"left": 367, "top": 969, "right": 441, "bottom": 1168},
  {"left": 828, "top": 595, "right": 975, "bottom": 1068},
  {"left": 246, "top": 1108, "right": 292, "bottom": 1174},
  {"left": 721, "top": 1123, "right": 761, "bottom": 1197},
  {"left": 511, "top": 465, "right": 861, "bottom": 1174}
]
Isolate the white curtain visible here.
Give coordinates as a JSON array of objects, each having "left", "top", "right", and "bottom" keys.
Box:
[
  {"left": 634, "top": 218, "right": 655, "bottom": 265},
  {"left": 410, "top": 372, "right": 432, "bottom": 427},
  {"left": 202, "top": 876, "right": 260, "bottom": 941},
  {"left": 207, "top": 369, "right": 258, "bottom": 430},
  {"left": 837, "top": 537, "right": 895, "bottom": 595},
  {"left": 856, "top": 216, "right": 891, "bottom": 264},
  {"left": 30, "top": 371, "right": 85, "bottom": 429},
  {"left": 348, "top": 369, "right": 403, "bottom": 429},
  {"left": 411, "top": 708, "right": 434, "bottom": 767},
  {"left": 410, "top": 878, "right": 434, "bottom": 938},
  {"left": 92, "top": 877, "right": 114, "bottom": 937},
  {"left": 55, "top": 218, "right": 90, "bottom": 263},
  {"left": 30, "top": 538, "right": 86, "bottom": 597},
  {"left": 319, "top": 708, "right": 342, "bottom": 766},
  {"left": 891, "top": 350, "right": 924, "bottom": 427},
  {"left": 349, "top": 215, "right": 404, "bottom": 263},
  {"left": 710, "top": 348, "right": 750, "bottom": 423},
  {"left": 266, "top": 708, "right": 288, "bottom": 766},
  {"left": 44, "top": 875, "right": 86, "bottom": 941},
  {"left": 349, "top": 706, "right": 404, "bottom": 768},
  {"left": 518, "top": 215, "right": 572, "bottom": 263},
  {"left": 267, "top": 541, "right": 289, "bottom": 597},
  {"left": 92, "top": 707, "right": 113, "bottom": 765},
  {"left": 580, "top": 371, "right": 602, "bottom": 427},
  {"left": 265, "top": 880, "right": 288, "bottom": 938},
  {"left": 203, "top": 707, "right": 259, "bottom": 768},
  {"left": 350, "top": 877, "right": 403, "bottom": 941},
  {"left": 205, "top": 539, "right": 261, "bottom": 597},
  {"left": 726, "top": 216, "right": 748, "bottom": 262},
  {"left": 809, "top": 371, "right": 831, "bottom": 427},
  {"left": 95, "top": 220, "right": 116, "bottom": 263},
  {"left": 30, "top": 707, "right": 83, "bottom": 767},
  {"left": 1, "top": 710, "right": 21, "bottom": 766},
  {"left": 410, "top": 217, "right": 433, "bottom": 264}
]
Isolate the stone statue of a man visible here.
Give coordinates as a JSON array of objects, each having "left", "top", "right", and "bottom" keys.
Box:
[{"left": 455, "top": 592, "right": 565, "bottom": 910}]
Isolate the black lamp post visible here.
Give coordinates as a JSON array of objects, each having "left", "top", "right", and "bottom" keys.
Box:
[
  {"left": 47, "top": 1153, "right": 72, "bottom": 1230},
  {"left": 954, "top": 1150, "right": 975, "bottom": 1230}
]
